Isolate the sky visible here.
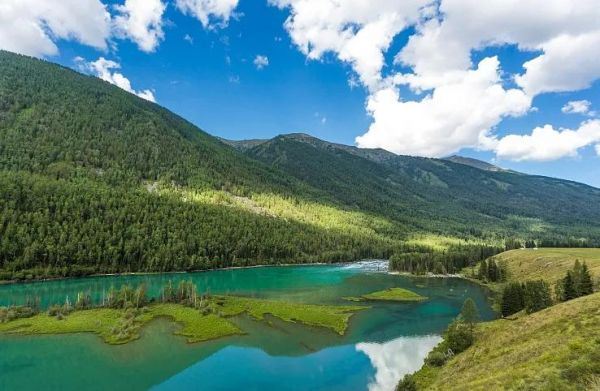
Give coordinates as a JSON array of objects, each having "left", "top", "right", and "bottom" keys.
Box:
[{"left": 1, "top": 0, "right": 599, "bottom": 187}]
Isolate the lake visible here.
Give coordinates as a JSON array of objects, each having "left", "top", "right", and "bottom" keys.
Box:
[{"left": 0, "top": 262, "right": 494, "bottom": 390}]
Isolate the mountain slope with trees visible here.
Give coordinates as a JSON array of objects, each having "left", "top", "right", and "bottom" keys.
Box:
[{"left": 1, "top": 50, "right": 600, "bottom": 280}]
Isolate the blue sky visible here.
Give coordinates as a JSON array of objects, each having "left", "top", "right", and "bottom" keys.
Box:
[{"left": 3, "top": 0, "right": 599, "bottom": 187}]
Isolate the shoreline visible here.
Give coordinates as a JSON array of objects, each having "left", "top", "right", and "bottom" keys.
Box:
[{"left": 0, "top": 261, "right": 335, "bottom": 286}]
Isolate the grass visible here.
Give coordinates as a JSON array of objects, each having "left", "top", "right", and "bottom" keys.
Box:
[
  {"left": 412, "top": 292, "right": 600, "bottom": 390},
  {"left": 214, "top": 296, "right": 366, "bottom": 335},
  {"left": 361, "top": 287, "right": 427, "bottom": 302},
  {"left": 0, "top": 308, "right": 131, "bottom": 344},
  {"left": 140, "top": 304, "right": 243, "bottom": 343},
  {"left": 0, "top": 296, "right": 366, "bottom": 343},
  {"left": 491, "top": 248, "right": 600, "bottom": 285}
]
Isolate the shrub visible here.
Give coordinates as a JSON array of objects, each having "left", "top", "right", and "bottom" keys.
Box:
[
  {"left": 445, "top": 319, "right": 474, "bottom": 354},
  {"left": 396, "top": 374, "right": 417, "bottom": 391},
  {"left": 425, "top": 351, "right": 447, "bottom": 367}
]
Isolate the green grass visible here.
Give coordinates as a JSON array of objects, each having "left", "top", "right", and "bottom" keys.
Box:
[
  {"left": 140, "top": 304, "right": 243, "bottom": 343},
  {"left": 0, "top": 297, "right": 366, "bottom": 343},
  {"left": 412, "top": 292, "right": 600, "bottom": 390},
  {"left": 214, "top": 296, "right": 366, "bottom": 335},
  {"left": 0, "top": 308, "right": 131, "bottom": 344},
  {"left": 361, "top": 288, "right": 427, "bottom": 302},
  {"left": 491, "top": 248, "right": 600, "bottom": 285}
]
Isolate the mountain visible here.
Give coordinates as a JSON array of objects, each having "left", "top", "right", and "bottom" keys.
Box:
[
  {"left": 1, "top": 50, "right": 599, "bottom": 280},
  {"left": 238, "top": 133, "right": 600, "bottom": 239},
  {"left": 444, "top": 155, "right": 505, "bottom": 172}
]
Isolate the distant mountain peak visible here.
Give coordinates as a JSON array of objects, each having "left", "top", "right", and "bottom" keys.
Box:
[{"left": 444, "top": 155, "right": 505, "bottom": 172}]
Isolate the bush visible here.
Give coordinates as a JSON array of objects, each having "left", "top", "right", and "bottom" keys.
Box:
[
  {"left": 523, "top": 280, "right": 552, "bottom": 314},
  {"left": 396, "top": 374, "right": 417, "bottom": 391},
  {"left": 445, "top": 319, "right": 474, "bottom": 354},
  {"left": 425, "top": 351, "right": 447, "bottom": 367}
]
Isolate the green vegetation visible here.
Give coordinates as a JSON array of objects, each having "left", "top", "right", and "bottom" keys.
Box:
[
  {"left": 1, "top": 51, "right": 600, "bottom": 280},
  {"left": 361, "top": 288, "right": 427, "bottom": 302},
  {"left": 213, "top": 296, "right": 365, "bottom": 335},
  {"left": 409, "top": 292, "right": 600, "bottom": 390},
  {"left": 0, "top": 280, "right": 364, "bottom": 343},
  {"left": 398, "top": 249, "right": 600, "bottom": 389}
]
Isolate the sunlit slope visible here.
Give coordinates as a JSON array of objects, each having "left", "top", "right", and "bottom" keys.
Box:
[
  {"left": 492, "top": 248, "right": 600, "bottom": 284},
  {"left": 415, "top": 292, "right": 600, "bottom": 390},
  {"left": 244, "top": 133, "right": 600, "bottom": 240}
]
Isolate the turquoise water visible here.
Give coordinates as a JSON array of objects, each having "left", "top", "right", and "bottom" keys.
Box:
[{"left": 0, "top": 263, "right": 494, "bottom": 390}]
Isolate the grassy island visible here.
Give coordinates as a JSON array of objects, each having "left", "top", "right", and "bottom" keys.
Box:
[
  {"left": 0, "top": 286, "right": 366, "bottom": 344},
  {"left": 361, "top": 287, "right": 427, "bottom": 302}
]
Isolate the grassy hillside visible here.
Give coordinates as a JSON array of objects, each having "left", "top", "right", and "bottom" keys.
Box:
[
  {"left": 412, "top": 292, "right": 600, "bottom": 390},
  {"left": 491, "top": 248, "right": 600, "bottom": 285}
]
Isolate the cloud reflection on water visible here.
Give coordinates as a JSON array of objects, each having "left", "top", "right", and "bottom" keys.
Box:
[{"left": 356, "top": 335, "right": 441, "bottom": 391}]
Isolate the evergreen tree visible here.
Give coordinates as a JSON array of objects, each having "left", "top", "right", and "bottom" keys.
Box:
[
  {"left": 478, "top": 260, "right": 488, "bottom": 280},
  {"left": 501, "top": 282, "right": 524, "bottom": 317},
  {"left": 562, "top": 271, "right": 577, "bottom": 301},
  {"left": 460, "top": 298, "right": 480, "bottom": 333},
  {"left": 579, "top": 262, "right": 594, "bottom": 296},
  {"left": 523, "top": 280, "right": 552, "bottom": 313}
]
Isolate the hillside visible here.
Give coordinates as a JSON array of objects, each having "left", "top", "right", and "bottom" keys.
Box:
[
  {"left": 241, "top": 133, "right": 600, "bottom": 240},
  {"left": 443, "top": 155, "right": 505, "bottom": 172},
  {"left": 0, "top": 51, "right": 398, "bottom": 280},
  {"left": 412, "top": 291, "right": 600, "bottom": 390},
  {"left": 490, "top": 248, "right": 600, "bottom": 285},
  {"left": 1, "top": 50, "right": 600, "bottom": 280}
]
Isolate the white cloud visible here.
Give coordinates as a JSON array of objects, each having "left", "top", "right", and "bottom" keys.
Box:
[
  {"left": 269, "top": 0, "right": 428, "bottom": 90},
  {"left": 175, "top": 0, "right": 240, "bottom": 29},
  {"left": 562, "top": 100, "right": 592, "bottom": 115},
  {"left": 80, "top": 57, "right": 156, "bottom": 102},
  {"left": 495, "top": 120, "right": 600, "bottom": 161},
  {"left": 516, "top": 31, "right": 600, "bottom": 96},
  {"left": 272, "top": 0, "right": 600, "bottom": 161},
  {"left": 356, "top": 335, "right": 441, "bottom": 391},
  {"left": 114, "top": 0, "right": 166, "bottom": 53},
  {"left": 184, "top": 34, "right": 194, "bottom": 44},
  {"left": 596, "top": 144, "right": 600, "bottom": 156},
  {"left": 357, "top": 57, "right": 531, "bottom": 157},
  {"left": 253, "top": 55, "right": 269, "bottom": 70},
  {"left": 0, "top": 0, "right": 111, "bottom": 57}
]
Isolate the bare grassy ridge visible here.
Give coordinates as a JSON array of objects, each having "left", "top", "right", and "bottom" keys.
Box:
[
  {"left": 492, "top": 248, "right": 600, "bottom": 284},
  {"left": 414, "top": 292, "right": 600, "bottom": 390}
]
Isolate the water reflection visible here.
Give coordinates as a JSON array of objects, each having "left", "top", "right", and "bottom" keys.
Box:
[{"left": 356, "top": 335, "right": 442, "bottom": 391}]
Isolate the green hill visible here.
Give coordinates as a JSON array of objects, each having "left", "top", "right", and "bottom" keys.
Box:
[
  {"left": 241, "top": 133, "right": 600, "bottom": 239},
  {"left": 1, "top": 50, "right": 600, "bottom": 280},
  {"left": 412, "top": 291, "right": 600, "bottom": 390}
]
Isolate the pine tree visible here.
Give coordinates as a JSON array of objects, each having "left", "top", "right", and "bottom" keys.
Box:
[
  {"left": 487, "top": 260, "right": 498, "bottom": 282},
  {"left": 562, "top": 271, "right": 577, "bottom": 301},
  {"left": 572, "top": 259, "right": 583, "bottom": 297},
  {"left": 501, "top": 282, "right": 524, "bottom": 317},
  {"left": 579, "top": 262, "right": 594, "bottom": 296},
  {"left": 460, "top": 298, "right": 480, "bottom": 334},
  {"left": 478, "top": 260, "right": 488, "bottom": 280}
]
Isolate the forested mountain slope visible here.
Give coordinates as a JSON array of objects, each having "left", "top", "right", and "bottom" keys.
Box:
[
  {"left": 241, "top": 133, "right": 600, "bottom": 240},
  {"left": 1, "top": 50, "right": 599, "bottom": 280}
]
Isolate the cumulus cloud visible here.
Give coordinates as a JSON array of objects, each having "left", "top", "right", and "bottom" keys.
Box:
[
  {"left": 79, "top": 57, "right": 156, "bottom": 102},
  {"left": 253, "top": 55, "right": 269, "bottom": 70},
  {"left": 274, "top": 0, "right": 600, "bottom": 161},
  {"left": 495, "top": 120, "right": 600, "bottom": 161},
  {"left": 515, "top": 31, "right": 600, "bottom": 96},
  {"left": 269, "top": 0, "right": 427, "bottom": 90},
  {"left": 357, "top": 57, "right": 531, "bottom": 157},
  {"left": 175, "top": 0, "right": 240, "bottom": 29},
  {"left": 114, "top": 0, "right": 166, "bottom": 53},
  {"left": 562, "top": 100, "right": 593, "bottom": 115},
  {"left": 0, "top": 0, "right": 111, "bottom": 57}
]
